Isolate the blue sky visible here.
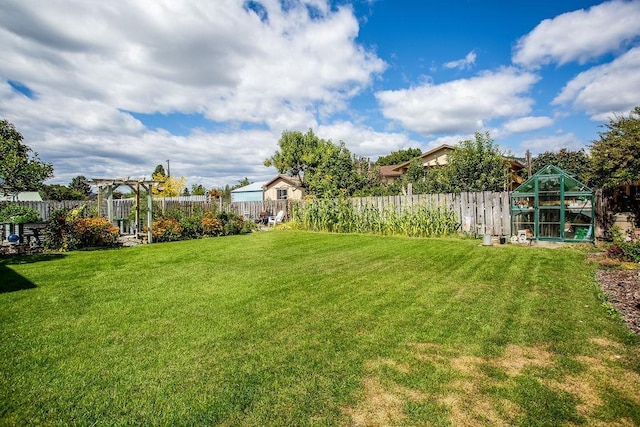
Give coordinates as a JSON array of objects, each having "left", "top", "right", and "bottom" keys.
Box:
[{"left": 1, "top": 0, "right": 639, "bottom": 189}]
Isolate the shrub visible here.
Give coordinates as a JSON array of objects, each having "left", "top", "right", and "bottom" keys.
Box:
[
  {"left": 213, "top": 211, "right": 247, "bottom": 236},
  {"left": 617, "top": 241, "right": 640, "bottom": 262},
  {"left": 151, "top": 217, "right": 183, "bottom": 242},
  {"left": 44, "top": 208, "right": 72, "bottom": 250},
  {"left": 72, "top": 217, "right": 120, "bottom": 249},
  {"left": 607, "top": 244, "right": 624, "bottom": 260},
  {"left": 178, "top": 211, "right": 204, "bottom": 239},
  {"left": 0, "top": 204, "right": 42, "bottom": 223},
  {"left": 44, "top": 207, "right": 119, "bottom": 251},
  {"left": 201, "top": 215, "right": 223, "bottom": 236},
  {"left": 607, "top": 226, "right": 640, "bottom": 262},
  {"left": 241, "top": 219, "right": 257, "bottom": 234}
]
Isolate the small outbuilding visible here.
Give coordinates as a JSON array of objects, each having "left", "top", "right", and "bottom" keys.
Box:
[
  {"left": 510, "top": 165, "right": 594, "bottom": 242},
  {"left": 231, "top": 181, "right": 267, "bottom": 202},
  {"left": 0, "top": 191, "right": 43, "bottom": 202}
]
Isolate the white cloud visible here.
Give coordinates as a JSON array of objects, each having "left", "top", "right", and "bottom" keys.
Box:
[
  {"left": 444, "top": 51, "right": 477, "bottom": 70},
  {"left": 553, "top": 47, "right": 640, "bottom": 121},
  {"left": 513, "top": 0, "right": 640, "bottom": 68},
  {"left": 501, "top": 116, "right": 554, "bottom": 134},
  {"left": 375, "top": 67, "right": 539, "bottom": 135},
  {"left": 316, "top": 122, "right": 422, "bottom": 159},
  {"left": 0, "top": 0, "right": 385, "bottom": 124},
  {"left": 0, "top": 0, "right": 386, "bottom": 186},
  {"left": 518, "top": 133, "right": 585, "bottom": 156},
  {"left": 423, "top": 134, "right": 471, "bottom": 149}
]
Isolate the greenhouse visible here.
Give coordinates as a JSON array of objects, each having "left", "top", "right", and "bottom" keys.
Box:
[{"left": 511, "top": 165, "right": 594, "bottom": 242}]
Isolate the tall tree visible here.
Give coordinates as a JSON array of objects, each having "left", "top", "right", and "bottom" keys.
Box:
[
  {"left": 264, "top": 129, "right": 367, "bottom": 198},
  {"left": 305, "top": 141, "right": 361, "bottom": 198},
  {"left": 69, "top": 175, "right": 92, "bottom": 198},
  {"left": 531, "top": 149, "right": 591, "bottom": 184},
  {"left": 444, "top": 132, "right": 508, "bottom": 192},
  {"left": 590, "top": 106, "right": 640, "bottom": 188},
  {"left": 264, "top": 129, "right": 325, "bottom": 189},
  {"left": 0, "top": 119, "right": 53, "bottom": 196},
  {"left": 151, "top": 173, "right": 186, "bottom": 197},
  {"left": 41, "top": 184, "right": 84, "bottom": 201},
  {"left": 191, "top": 183, "right": 206, "bottom": 195},
  {"left": 153, "top": 164, "right": 166, "bottom": 178},
  {"left": 235, "top": 177, "right": 251, "bottom": 189}
]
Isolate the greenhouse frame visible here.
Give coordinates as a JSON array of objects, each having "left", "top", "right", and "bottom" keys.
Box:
[{"left": 510, "top": 165, "right": 594, "bottom": 242}]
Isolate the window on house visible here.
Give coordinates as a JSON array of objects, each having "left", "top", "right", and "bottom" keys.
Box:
[{"left": 277, "top": 189, "right": 288, "bottom": 200}]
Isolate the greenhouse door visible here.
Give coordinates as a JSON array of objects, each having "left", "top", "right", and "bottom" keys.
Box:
[{"left": 538, "top": 207, "right": 561, "bottom": 239}]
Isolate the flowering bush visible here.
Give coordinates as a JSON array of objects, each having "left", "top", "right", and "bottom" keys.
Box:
[
  {"left": 201, "top": 215, "right": 223, "bottom": 236},
  {"left": 44, "top": 207, "right": 120, "bottom": 251},
  {"left": 151, "top": 217, "right": 183, "bottom": 242},
  {"left": 72, "top": 217, "right": 120, "bottom": 248}
]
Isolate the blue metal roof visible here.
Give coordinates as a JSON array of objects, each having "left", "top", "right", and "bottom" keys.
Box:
[{"left": 231, "top": 181, "right": 267, "bottom": 193}]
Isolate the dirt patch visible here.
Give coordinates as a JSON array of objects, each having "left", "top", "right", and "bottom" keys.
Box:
[
  {"left": 596, "top": 269, "right": 640, "bottom": 335},
  {"left": 545, "top": 374, "right": 602, "bottom": 416},
  {"left": 498, "top": 344, "right": 554, "bottom": 377},
  {"left": 345, "top": 337, "right": 639, "bottom": 426},
  {"left": 342, "top": 377, "right": 406, "bottom": 427}
]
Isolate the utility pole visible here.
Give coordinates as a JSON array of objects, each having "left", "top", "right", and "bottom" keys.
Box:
[
  {"left": 525, "top": 150, "right": 532, "bottom": 178},
  {"left": 166, "top": 159, "right": 170, "bottom": 177}
]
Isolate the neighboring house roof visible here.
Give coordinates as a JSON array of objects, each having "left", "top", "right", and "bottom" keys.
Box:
[
  {"left": 0, "top": 191, "right": 43, "bottom": 202},
  {"left": 392, "top": 144, "right": 455, "bottom": 172},
  {"left": 378, "top": 165, "right": 403, "bottom": 179},
  {"left": 264, "top": 174, "right": 302, "bottom": 189},
  {"left": 231, "top": 181, "right": 267, "bottom": 193}
]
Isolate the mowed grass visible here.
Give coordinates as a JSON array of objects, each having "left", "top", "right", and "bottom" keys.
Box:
[{"left": 1, "top": 231, "right": 639, "bottom": 426}]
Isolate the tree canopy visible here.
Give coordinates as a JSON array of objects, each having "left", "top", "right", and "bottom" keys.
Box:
[
  {"left": 191, "top": 183, "right": 206, "bottom": 196},
  {"left": 264, "top": 129, "right": 368, "bottom": 198},
  {"left": 152, "top": 172, "right": 186, "bottom": 197},
  {"left": 264, "top": 129, "right": 325, "bottom": 188},
  {"left": 153, "top": 164, "right": 166, "bottom": 177},
  {"left": 41, "top": 184, "right": 84, "bottom": 201},
  {"left": 590, "top": 106, "right": 640, "bottom": 188},
  {"left": 531, "top": 149, "right": 591, "bottom": 184},
  {"left": 0, "top": 119, "right": 53, "bottom": 196},
  {"left": 375, "top": 148, "right": 422, "bottom": 166},
  {"left": 444, "top": 132, "right": 508, "bottom": 192},
  {"left": 69, "top": 175, "right": 92, "bottom": 198}
]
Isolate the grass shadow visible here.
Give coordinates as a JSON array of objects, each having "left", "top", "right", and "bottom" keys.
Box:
[{"left": 0, "top": 253, "right": 67, "bottom": 294}]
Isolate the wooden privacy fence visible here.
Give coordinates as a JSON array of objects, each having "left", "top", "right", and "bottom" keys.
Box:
[
  {"left": 348, "top": 192, "right": 511, "bottom": 236},
  {"left": 4, "top": 191, "right": 611, "bottom": 237},
  {"left": 5, "top": 197, "right": 219, "bottom": 222},
  {"left": 227, "top": 192, "right": 511, "bottom": 235},
  {"left": 4, "top": 200, "right": 95, "bottom": 221},
  {"left": 226, "top": 200, "right": 290, "bottom": 220}
]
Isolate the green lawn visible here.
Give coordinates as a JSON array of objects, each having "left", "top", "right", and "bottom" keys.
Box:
[{"left": 1, "top": 231, "right": 639, "bottom": 426}]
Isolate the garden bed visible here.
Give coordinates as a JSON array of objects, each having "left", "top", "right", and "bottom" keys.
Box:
[{"left": 596, "top": 269, "right": 640, "bottom": 335}]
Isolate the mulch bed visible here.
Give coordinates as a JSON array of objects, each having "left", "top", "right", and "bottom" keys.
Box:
[{"left": 596, "top": 269, "right": 640, "bottom": 335}]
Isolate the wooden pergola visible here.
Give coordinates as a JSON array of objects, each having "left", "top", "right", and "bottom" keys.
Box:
[{"left": 88, "top": 178, "right": 161, "bottom": 243}]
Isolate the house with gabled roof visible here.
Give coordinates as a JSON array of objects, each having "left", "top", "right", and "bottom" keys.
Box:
[
  {"left": 379, "top": 144, "right": 525, "bottom": 190},
  {"left": 263, "top": 174, "right": 305, "bottom": 201},
  {"left": 391, "top": 144, "right": 455, "bottom": 176}
]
